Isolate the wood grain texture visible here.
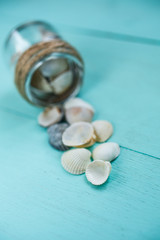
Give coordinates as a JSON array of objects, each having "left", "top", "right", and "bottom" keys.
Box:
[
  {"left": 0, "top": 109, "right": 160, "bottom": 240},
  {"left": 0, "top": 0, "right": 160, "bottom": 239}
]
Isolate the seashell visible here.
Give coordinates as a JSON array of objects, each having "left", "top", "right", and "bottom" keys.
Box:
[
  {"left": 31, "top": 70, "right": 53, "bottom": 92},
  {"left": 61, "top": 148, "right": 91, "bottom": 174},
  {"left": 48, "top": 123, "right": 70, "bottom": 151},
  {"left": 65, "top": 106, "right": 94, "bottom": 124},
  {"left": 92, "top": 120, "right": 113, "bottom": 142},
  {"left": 86, "top": 160, "right": 112, "bottom": 185},
  {"left": 30, "top": 87, "right": 53, "bottom": 100},
  {"left": 92, "top": 142, "right": 120, "bottom": 162},
  {"left": 64, "top": 98, "right": 94, "bottom": 124},
  {"left": 64, "top": 97, "right": 94, "bottom": 112},
  {"left": 38, "top": 106, "right": 63, "bottom": 127},
  {"left": 47, "top": 122, "right": 68, "bottom": 135},
  {"left": 62, "top": 122, "right": 95, "bottom": 147},
  {"left": 50, "top": 71, "right": 73, "bottom": 95},
  {"left": 78, "top": 137, "right": 96, "bottom": 148},
  {"left": 40, "top": 58, "right": 68, "bottom": 77}
]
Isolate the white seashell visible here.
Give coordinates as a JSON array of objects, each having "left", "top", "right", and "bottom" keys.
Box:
[
  {"left": 61, "top": 148, "right": 91, "bottom": 174},
  {"left": 86, "top": 160, "right": 112, "bottom": 185},
  {"left": 40, "top": 58, "right": 68, "bottom": 77},
  {"left": 62, "top": 122, "right": 94, "bottom": 147},
  {"left": 92, "top": 142, "right": 120, "bottom": 162},
  {"left": 38, "top": 106, "right": 63, "bottom": 127},
  {"left": 50, "top": 71, "right": 73, "bottom": 95},
  {"left": 31, "top": 70, "right": 53, "bottom": 92},
  {"left": 65, "top": 106, "right": 94, "bottom": 124},
  {"left": 92, "top": 120, "right": 113, "bottom": 142},
  {"left": 64, "top": 98, "right": 94, "bottom": 113}
]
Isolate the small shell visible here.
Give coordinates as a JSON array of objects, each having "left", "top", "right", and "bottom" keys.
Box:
[
  {"left": 92, "top": 142, "right": 120, "bottom": 162},
  {"left": 61, "top": 148, "right": 91, "bottom": 174},
  {"left": 38, "top": 106, "right": 63, "bottom": 127},
  {"left": 40, "top": 58, "right": 68, "bottom": 77},
  {"left": 50, "top": 71, "right": 73, "bottom": 95},
  {"left": 62, "top": 122, "right": 94, "bottom": 147},
  {"left": 30, "top": 87, "right": 52, "bottom": 100},
  {"left": 48, "top": 123, "right": 70, "bottom": 151},
  {"left": 92, "top": 120, "right": 113, "bottom": 142},
  {"left": 86, "top": 160, "right": 112, "bottom": 185},
  {"left": 31, "top": 70, "right": 53, "bottom": 92},
  {"left": 64, "top": 98, "right": 94, "bottom": 124},
  {"left": 65, "top": 106, "right": 94, "bottom": 124},
  {"left": 64, "top": 98, "right": 94, "bottom": 112}
]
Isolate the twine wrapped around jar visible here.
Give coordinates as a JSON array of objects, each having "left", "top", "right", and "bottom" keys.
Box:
[
  {"left": 5, "top": 21, "right": 84, "bottom": 107},
  {"left": 15, "top": 40, "right": 84, "bottom": 105}
]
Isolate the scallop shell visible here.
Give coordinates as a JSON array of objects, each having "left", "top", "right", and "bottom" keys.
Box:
[
  {"left": 48, "top": 123, "right": 70, "bottom": 151},
  {"left": 86, "top": 160, "right": 112, "bottom": 185},
  {"left": 61, "top": 148, "right": 91, "bottom": 174},
  {"left": 62, "top": 122, "right": 94, "bottom": 147},
  {"left": 92, "top": 142, "right": 120, "bottom": 162},
  {"left": 64, "top": 97, "right": 94, "bottom": 112},
  {"left": 92, "top": 120, "right": 113, "bottom": 142},
  {"left": 50, "top": 71, "right": 73, "bottom": 95},
  {"left": 38, "top": 106, "right": 63, "bottom": 127}
]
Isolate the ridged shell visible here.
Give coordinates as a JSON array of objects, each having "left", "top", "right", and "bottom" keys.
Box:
[
  {"left": 62, "top": 122, "right": 94, "bottom": 147},
  {"left": 65, "top": 106, "right": 94, "bottom": 124},
  {"left": 50, "top": 71, "right": 73, "bottom": 95},
  {"left": 48, "top": 123, "right": 70, "bottom": 151},
  {"left": 38, "top": 106, "right": 63, "bottom": 127},
  {"left": 92, "top": 120, "right": 113, "bottom": 142},
  {"left": 64, "top": 98, "right": 94, "bottom": 112},
  {"left": 92, "top": 142, "right": 120, "bottom": 162},
  {"left": 86, "top": 160, "right": 112, "bottom": 185},
  {"left": 61, "top": 148, "right": 91, "bottom": 174}
]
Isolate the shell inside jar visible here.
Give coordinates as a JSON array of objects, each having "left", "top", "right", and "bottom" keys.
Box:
[{"left": 30, "top": 58, "right": 77, "bottom": 103}]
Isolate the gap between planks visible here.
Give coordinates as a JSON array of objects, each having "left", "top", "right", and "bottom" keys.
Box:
[{"left": 57, "top": 24, "right": 160, "bottom": 47}]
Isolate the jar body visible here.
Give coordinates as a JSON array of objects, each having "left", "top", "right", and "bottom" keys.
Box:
[{"left": 5, "top": 21, "right": 84, "bottom": 107}]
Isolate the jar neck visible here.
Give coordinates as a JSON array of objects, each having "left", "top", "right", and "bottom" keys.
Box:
[{"left": 5, "top": 20, "right": 61, "bottom": 69}]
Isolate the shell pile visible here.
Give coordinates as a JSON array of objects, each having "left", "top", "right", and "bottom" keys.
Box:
[{"left": 38, "top": 97, "right": 120, "bottom": 186}]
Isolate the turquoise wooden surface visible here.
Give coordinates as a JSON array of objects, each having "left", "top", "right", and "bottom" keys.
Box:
[{"left": 0, "top": 1, "right": 160, "bottom": 240}]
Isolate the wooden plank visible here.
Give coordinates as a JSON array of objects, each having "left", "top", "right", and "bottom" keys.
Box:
[
  {"left": 1, "top": 0, "right": 160, "bottom": 39},
  {"left": 1, "top": 1, "right": 160, "bottom": 239},
  {"left": 1, "top": 30, "right": 160, "bottom": 157},
  {"left": 0, "top": 109, "right": 159, "bottom": 240}
]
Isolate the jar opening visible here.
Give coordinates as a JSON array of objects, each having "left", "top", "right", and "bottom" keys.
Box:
[{"left": 26, "top": 54, "right": 83, "bottom": 106}]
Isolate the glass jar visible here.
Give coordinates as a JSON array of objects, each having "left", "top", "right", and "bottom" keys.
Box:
[{"left": 5, "top": 21, "right": 84, "bottom": 107}]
